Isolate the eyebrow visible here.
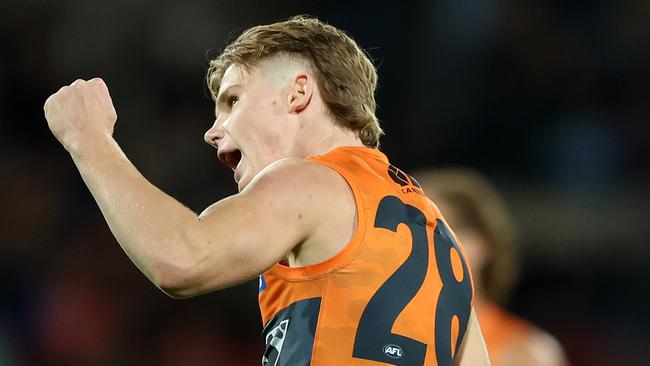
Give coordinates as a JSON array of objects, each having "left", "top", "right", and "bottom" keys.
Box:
[{"left": 215, "top": 84, "right": 240, "bottom": 116}]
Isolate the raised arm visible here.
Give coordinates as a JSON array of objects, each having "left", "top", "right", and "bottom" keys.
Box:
[{"left": 43, "top": 78, "right": 325, "bottom": 297}]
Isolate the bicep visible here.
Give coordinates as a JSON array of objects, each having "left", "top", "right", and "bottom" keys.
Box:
[
  {"left": 180, "top": 160, "right": 322, "bottom": 295},
  {"left": 455, "top": 307, "right": 491, "bottom": 366},
  {"left": 195, "top": 192, "right": 306, "bottom": 286}
]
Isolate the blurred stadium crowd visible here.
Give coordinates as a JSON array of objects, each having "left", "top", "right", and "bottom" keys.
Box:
[{"left": 1, "top": 0, "right": 648, "bottom": 365}]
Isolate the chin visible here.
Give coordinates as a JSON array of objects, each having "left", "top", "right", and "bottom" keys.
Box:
[
  {"left": 237, "top": 175, "right": 252, "bottom": 192},
  {"left": 236, "top": 165, "right": 264, "bottom": 192}
]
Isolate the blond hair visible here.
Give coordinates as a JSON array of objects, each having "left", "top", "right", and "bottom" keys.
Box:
[{"left": 207, "top": 16, "right": 383, "bottom": 148}]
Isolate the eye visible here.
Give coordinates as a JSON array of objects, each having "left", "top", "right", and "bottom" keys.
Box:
[{"left": 227, "top": 95, "right": 239, "bottom": 107}]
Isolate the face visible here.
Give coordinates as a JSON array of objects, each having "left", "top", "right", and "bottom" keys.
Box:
[{"left": 204, "top": 62, "right": 304, "bottom": 191}]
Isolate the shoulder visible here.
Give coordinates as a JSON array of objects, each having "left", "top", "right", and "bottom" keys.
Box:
[
  {"left": 246, "top": 157, "right": 357, "bottom": 260},
  {"left": 243, "top": 157, "right": 349, "bottom": 197},
  {"left": 191, "top": 157, "right": 355, "bottom": 284},
  {"left": 239, "top": 157, "right": 354, "bottom": 224}
]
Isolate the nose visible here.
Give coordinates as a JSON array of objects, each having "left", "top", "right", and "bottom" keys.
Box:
[{"left": 204, "top": 118, "right": 224, "bottom": 148}]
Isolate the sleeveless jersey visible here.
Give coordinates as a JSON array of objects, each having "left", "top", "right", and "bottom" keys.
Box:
[{"left": 258, "top": 146, "right": 475, "bottom": 366}]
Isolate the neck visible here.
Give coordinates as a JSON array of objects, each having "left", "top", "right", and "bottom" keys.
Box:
[{"left": 296, "top": 118, "right": 367, "bottom": 158}]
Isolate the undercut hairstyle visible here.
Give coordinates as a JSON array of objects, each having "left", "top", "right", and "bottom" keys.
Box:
[
  {"left": 415, "top": 168, "right": 519, "bottom": 305},
  {"left": 207, "top": 16, "right": 383, "bottom": 148}
]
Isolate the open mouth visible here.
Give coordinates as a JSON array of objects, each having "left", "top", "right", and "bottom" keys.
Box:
[{"left": 217, "top": 148, "right": 242, "bottom": 171}]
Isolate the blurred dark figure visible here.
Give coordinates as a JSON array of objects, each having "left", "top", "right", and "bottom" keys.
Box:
[{"left": 416, "top": 168, "right": 570, "bottom": 366}]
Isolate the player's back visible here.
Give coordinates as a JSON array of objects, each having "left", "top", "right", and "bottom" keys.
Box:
[{"left": 259, "top": 146, "right": 474, "bottom": 365}]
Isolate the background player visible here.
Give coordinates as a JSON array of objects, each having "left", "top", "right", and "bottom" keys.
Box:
[
  {"left": 417, "top": 168, "right": 570, "bottom": 366},
  {"left": 43, "top": 16, "right": 489, "bottom": 365}
]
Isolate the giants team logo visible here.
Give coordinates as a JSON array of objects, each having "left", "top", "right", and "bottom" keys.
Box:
[
  {"left": 262, "top": 319, "right": 289, "bottom": 366},
  {"left": 387, "top": 165, "right": 423, "bottom": 195},
  {"left": 388, "top": 165, "right": 410, "bottom": 186}
]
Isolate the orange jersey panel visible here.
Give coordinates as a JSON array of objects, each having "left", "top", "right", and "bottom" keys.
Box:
[
  {"left": 476, "top": 302, "right": 534, "bottom": 366},
  {"left": 258, "top": 147, "right": 475, "bottom": 366}
]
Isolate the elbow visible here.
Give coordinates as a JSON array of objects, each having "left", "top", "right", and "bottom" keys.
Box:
[
  {"left": 150, "top": 260, "right": 204, "bottom": 299},
  {"left": 158, "top": 282, "right": 198, "bottom": 300},
  {"left": 145, "top": 226, "right": 233, "bottom": 298}
]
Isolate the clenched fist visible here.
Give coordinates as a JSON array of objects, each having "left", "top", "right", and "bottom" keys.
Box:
[{"left": 44, "top": 78, "right": 117, "bottom": 152}]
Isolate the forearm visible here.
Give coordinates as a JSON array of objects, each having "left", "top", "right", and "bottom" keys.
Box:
[{"left": 68, "top": 135, "right": 199, "bottom": 287}]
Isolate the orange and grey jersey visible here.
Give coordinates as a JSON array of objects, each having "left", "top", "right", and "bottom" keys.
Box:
[{"left": 258, "top": 146, "right": 475, "bottom": 366}]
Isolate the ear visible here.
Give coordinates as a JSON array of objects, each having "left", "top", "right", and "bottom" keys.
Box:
[{"left": 287, "top": 73, "right": 313, "bottom": 113}]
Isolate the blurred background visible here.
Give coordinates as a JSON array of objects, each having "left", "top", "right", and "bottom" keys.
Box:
[{"left": 1, "top": 0, "right": 648, "bottom": 365}]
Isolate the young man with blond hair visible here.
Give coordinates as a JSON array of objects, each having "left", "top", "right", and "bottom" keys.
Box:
[{"left": 44, "top": 16, "right": 490, "bottom": 365}]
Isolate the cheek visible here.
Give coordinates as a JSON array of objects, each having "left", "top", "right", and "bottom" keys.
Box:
[
  {"left": 227, "top": 111, "right": 256, "bottom": 145},
  {"left": 234, "top": 100, "right": 289, "bottom": 159}
]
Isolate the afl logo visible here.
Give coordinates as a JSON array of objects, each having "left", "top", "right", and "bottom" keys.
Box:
[{"left": 383, "top": 344, "right": 403, "bottom": 359}]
